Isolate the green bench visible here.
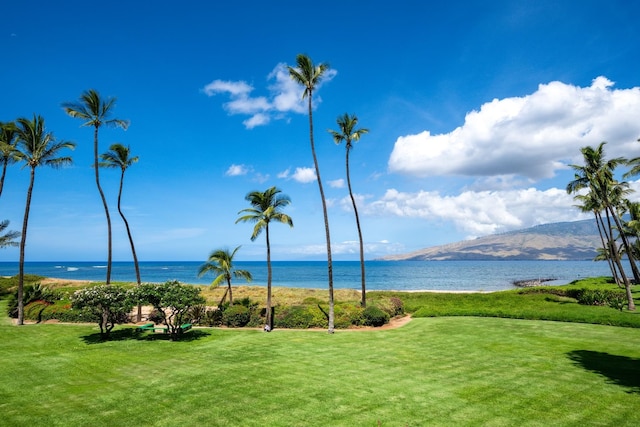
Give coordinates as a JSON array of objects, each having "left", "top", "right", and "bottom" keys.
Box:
[{"left": 136, "top": 323, "right": 192, "bottom": 334}]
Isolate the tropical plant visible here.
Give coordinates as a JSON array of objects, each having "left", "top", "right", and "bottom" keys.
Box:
[
  {"left": 14, "top": 115, "right": 75, "bottom": 324},
  {"left": 198, "top": 246, "right": 252, "bottom": 306},
  {"left": 62, "top": 90, "right": 129, "bottom": 284},
  {"left": 131, "top": 281, "right": 205, "bottom": 340},
  {"left": 0, "top": 121, "right": 19, "bottom": 198},
  {"left": 288, "top": 53, "right": 336, "bottom": 333},
  {"left": 329, "top": 113, "right": 369, "bottom": 307},
  {"left": 236, "top": 186, "right": 293, "bottom": 329},
  {"left": 99, "top": 143, "right": 142, "bottom": 319},
  {"left": 0, "top": 220, "right": 20, "bottom": 248},
  {"left": 567, "top": 142, "right": 635, "bottom": 310},
  {"left": 72, "top": 285, "right": 133, "bottom": 339}
]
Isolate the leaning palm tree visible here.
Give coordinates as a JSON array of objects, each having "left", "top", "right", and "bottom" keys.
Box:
[
  {"left": 567, "top": 142, "right": 635, "bottom": 310},
  {"left": 14, "top": 115, "right": 75, "bottom": 325},
  {"left": 63, "top": 90, "right": 129, "bottom": 284},
  {"left": 288, "top": 54, "right": 336, "bottom": 332},
  {"left": 99, "top": 143, "right": 142, "bottom": 320},
  {"left": 0, "top": 121, "right": 19, "bottom": 199},
  {"left": 329, "top": 113, "right": 369, "bottom": 307},
  {"left": 197, "top": 246, "right": 252, "bottom": 307},
  {"left": 236, "top": 186, "right": 293, "bottom": 330},
  {"left": 0, "top": 220, "right": 20, "bottom": 248}
]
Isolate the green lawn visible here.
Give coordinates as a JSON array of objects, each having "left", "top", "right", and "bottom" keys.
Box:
[{"left": 1, "top": 299, "right": 639, "bottom": 426}]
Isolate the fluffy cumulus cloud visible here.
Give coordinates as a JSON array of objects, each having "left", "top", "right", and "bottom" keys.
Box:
[
  {"left": 364, "top": 187, "right": 592, "bottom": 237},
  {"left": 388, "top": 77, "right": 640, "bottom": 180},
  {"left": 225, "top": 164, "right": 249, "bottom": 176},
  {"left": 203, "top": 63, "right": 337, "bottom": 129},
  {"left": 291, "top": 167, "right": 317, "bottom": 183}
]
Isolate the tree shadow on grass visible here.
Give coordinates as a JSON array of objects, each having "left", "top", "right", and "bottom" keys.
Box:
[
  {"left": 80, "top": 328, "right": 211, "bottom": 344},
  {"left": 567, "top": 350, "right": 640, "bottom": 394}
]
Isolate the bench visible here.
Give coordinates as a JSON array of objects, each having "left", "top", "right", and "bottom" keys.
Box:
[
  {"left": 136, "top": 323, "right": 154, "bottom": 332},
  {"left": 136, "top": 323, "right": 168, "bottom": 333},
  {"left": 136, "top": 323, "right": 191, "bottom": 334}
]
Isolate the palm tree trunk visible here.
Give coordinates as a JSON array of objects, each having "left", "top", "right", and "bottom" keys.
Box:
[
  {"left": 0, "top": 160, "right": 7, "bottom": 198},
  {"left": 608, "top": 205, "right": 640, "bottom": 283},
  {"left": 117, "top": 169, "right": 142, "bottom": 319},
  {"left": 307, "top": 95, "right": 334, "bottom": 333},
  {"left": 346, "top": 148, "right": 366, "bottom": 307},
  {"left": 266, "top": 225, "right": 272, "bottom": 329},
  {"left": 17, "top": 168, "right": 35, "bottom": 325},
  {"left": 93, "top": 126, "right": 112, "bottom": 284},
  {"left": 226, "top": 276, "right": 234, "bottom": 306},
  {"left": 595, "top": 211, "right": 618, "bottom": 284},
  {"left": 604, "top": 210, "right": 635, "bottom": 310}
]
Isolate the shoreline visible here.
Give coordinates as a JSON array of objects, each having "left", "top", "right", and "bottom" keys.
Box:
[{"left": 35, "top": 277, "right": 497, "bottom": 293}]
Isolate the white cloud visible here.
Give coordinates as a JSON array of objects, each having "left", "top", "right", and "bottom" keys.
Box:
[
  {"left": 225, "top": 164, "right": 249, "bottom": 176},
  {"left": 277, "top": 168, "right": 290, "bottom": 179},
  {"left": 203, "top": 62, "right": 337, "bottom": 129},
  {"left": 364, "top": 186, "right": 592, "bottom": 237},
  {"left": 329, "top": 179, "right": 345, "bottom": 188},
  {"left": 389, "top": 77, "right": 640, "bottom": 181},
  {"left": 291, "top": 167, "right": 317, "bottom": 183},
  {"left": 202, "top": 80, "right": 252, "bottom": 96}
]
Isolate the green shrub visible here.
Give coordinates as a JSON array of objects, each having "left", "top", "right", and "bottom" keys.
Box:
[
  {"left": 274, "top": 305, "right": 326, "bottom": 329},
  {"left": 372, "top": 297, "right": 405, "bottom": 317},
  {"left": 7, "top": 283, "right": 57, "bottom": 317},
  {"left": 222, "top": 304, "right": 250, "bottom": 327},
  {"left": 189, "top": 305, "right": 206, "bottom": 324},
  {"left": 566, "top": 289, "right": 627, "bottom": 307},
  {"left": 24, "top": 300, "right": 52, "bottom": 323},
  {"left": 34, "top": 300, "right": 97, "bottom": 323},
  {"left": 202, "top": 308, "right": 223, "bottom": 326},
  {"left": 334, "top": 304, "right": 364, "bottom": 328},
  {"left": 362, "top": 306, "right": 390, "bottom": 327}
]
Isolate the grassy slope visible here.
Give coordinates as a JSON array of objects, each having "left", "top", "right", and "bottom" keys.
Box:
[{"left": 1, "top": 298, "right": 639, "bottom": 426}]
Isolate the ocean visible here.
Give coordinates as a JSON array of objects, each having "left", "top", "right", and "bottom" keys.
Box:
[{"left": 0, "top": 260, "right": 613, "bottom": 292}]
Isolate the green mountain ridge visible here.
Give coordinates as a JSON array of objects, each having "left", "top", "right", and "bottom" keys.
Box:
[{"left": 380, "top": 219, "right": 602, "bottom": 261}]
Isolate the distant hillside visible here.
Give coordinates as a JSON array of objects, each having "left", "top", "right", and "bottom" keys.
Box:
[{"left": 380, "top": 219, "right": 602, "bottom": 261}]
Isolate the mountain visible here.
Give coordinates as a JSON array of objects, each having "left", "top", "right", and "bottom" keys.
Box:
[{"left": 379, "top": 219, "right": 603, "bottom": 261}]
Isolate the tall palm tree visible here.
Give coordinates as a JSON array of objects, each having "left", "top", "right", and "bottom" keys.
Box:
[
  {"left": 329, "top": 113, "right": 369, "bottom": 307},
  {"left": 0, "top": 220, "right": 20, "bottom": 248},
  {"left": 197, "top": 246, "right": 252, "bottom": 307},
  {"left": 0, "top": 121, "right": 19, "bottom": 199},
  {"left": 288, "top": 54, "right": 336, "bottom": 332},
  {"left": 14, "top": 115, "right": 75, "bottom": 325},
  {"left": 236, "top": 186, "right": 293, "bottom": 330},
  {"left": 62, "top": 90, "right": 129, "bottom": 284},
  {"left": 99, "top": 143, "right": 142, "bottom": 320},
  {"left": 567, "top": 142, "right": 635, "bottom": 310}
]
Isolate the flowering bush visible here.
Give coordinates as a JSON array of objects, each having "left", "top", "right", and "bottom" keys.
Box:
[
  {"left": 72, "top": 285, "right": 133, "bottom": 339},
  {"left": 131, "top": 281, "right": 205, "bottom": 340}
]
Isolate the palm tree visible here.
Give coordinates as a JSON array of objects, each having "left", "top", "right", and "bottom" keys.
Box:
[
  {"left": 236, "top": 186, "right": 293, "bottom": 330},
  {"left": 0, "top": 220, "right": 20, "bottom": 248},
  {"left": 14, "top": 115, "right": 75, "bottom": 325},
  {"left": 329, "top": 113, "right": 369, "bottom": 307},
  {"left": 62, "top": 90, "right": 129, "bottom": 284},
  {"left": 197, "top": 246, "right": 252, "bottom": 307},
  {"left": 567, "top": 142, "right": 635, "bottom": 310},
  {"left": 0, "top": 121, "right": 19, "bottom": 199},
  {"left": 288, "top": 54, "right": 336, "bottom": 332},
  {"left": 99, "top": 143, "right": 142, "bottom": 320}
]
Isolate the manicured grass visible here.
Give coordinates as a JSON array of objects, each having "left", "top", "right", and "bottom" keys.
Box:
[
  {"left": 375, "top": 278, "right": 640, "bottom": 328},
  {"left": 1, "top": 298, "right": 639, "bottom": 426}
]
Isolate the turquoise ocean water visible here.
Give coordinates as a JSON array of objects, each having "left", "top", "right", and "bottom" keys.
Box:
[{"left": 0, "top": 260, "right": 612, "bottom": 292}]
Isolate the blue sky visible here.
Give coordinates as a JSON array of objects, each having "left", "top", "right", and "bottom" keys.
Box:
[{"left": 1, "top": 0, "right": 640, "bottom": 262}]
